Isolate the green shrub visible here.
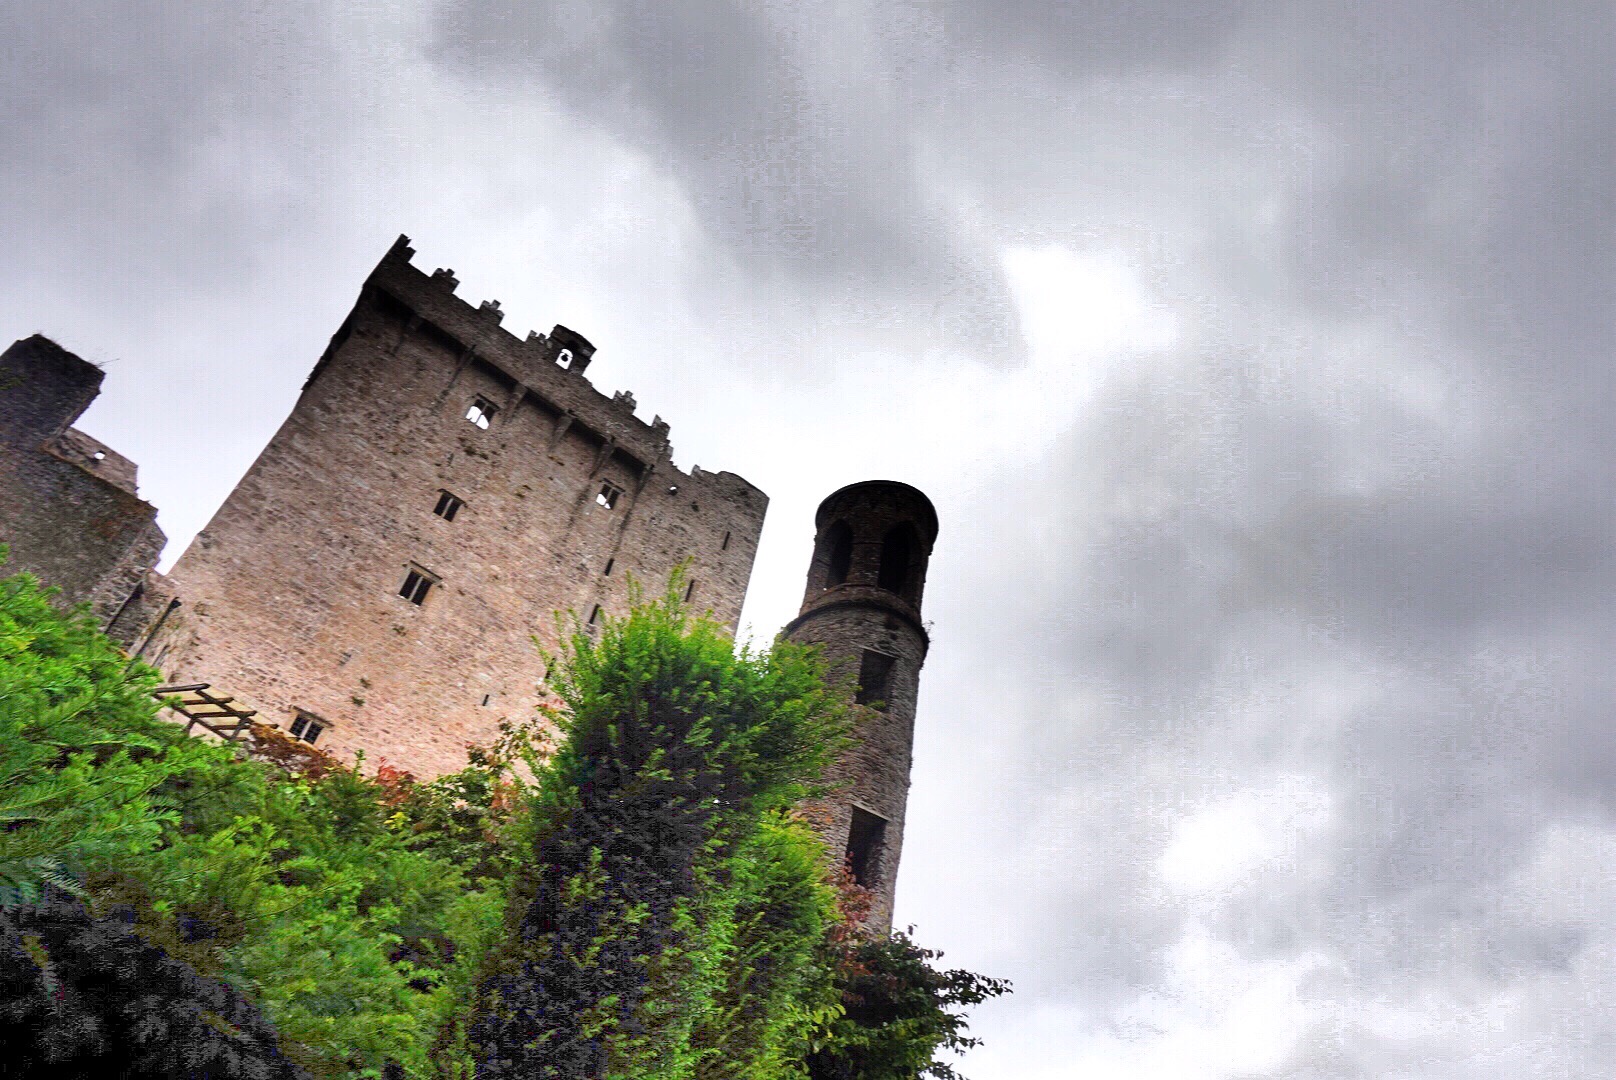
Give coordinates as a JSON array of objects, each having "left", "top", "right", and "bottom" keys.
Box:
[{"left": 470, "top": 582, "right": 851, "bottom": 1080}]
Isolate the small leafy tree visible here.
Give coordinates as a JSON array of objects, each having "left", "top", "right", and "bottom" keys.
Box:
[
  {"left": 469, "top": 582, "right": 852, "bottom": 1079},
  {"left": 0, "top": 560, "right": 207, "bottom": 903},
  {"left": 808, "top": 928, "right": 1011, "bottom": 1080}
]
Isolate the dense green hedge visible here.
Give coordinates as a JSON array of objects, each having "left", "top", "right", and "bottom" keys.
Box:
[{"left": 0, "top": 564, "right": 1006, "bottom": 1078}]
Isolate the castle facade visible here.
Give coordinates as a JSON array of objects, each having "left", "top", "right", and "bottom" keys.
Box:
[
  {"left": 145, "top": 237, "right": 766, "bottom": 779},
  {"left": 2, "top": 237, "right": 934, "bottom": 929}
]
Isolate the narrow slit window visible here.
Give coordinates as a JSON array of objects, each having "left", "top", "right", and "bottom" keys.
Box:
[
  {"left": 399, "top": 568, "right": 436, "bottom": 606},
  {"left": 433, "top": 490, "right": 464, "bottom": 521},
  {"left": 845, "top": 808, "right": 888, "bottom": 889},
  {"left": 603, "top": 557, "right": 615, "bottom": 576},
  {"left": 588, "top": 604, "right": 603, "bottom": 626},
  {"left": 465, "top": 396, "right": 497, "bottom": 429},
  {"left": 855, "top": 650, "right": 896, "bottom": 710},
  {"left": 878, "top": 523, "right": 915, "bottom": 596},
  {"left": 720, "top": 531, "right": 731, "bottom": 551},
  {"left": 596, "top": 481, "right": 624, "bottom": 509},
  {"left": 289, "top": 712, "right": 326, "bottom": 745},
  {"left": 684, "top": 580, "right": 696, "bottom": 603},
  {"left": 825, "top": 520, "right": 853, "bottom": 588}
]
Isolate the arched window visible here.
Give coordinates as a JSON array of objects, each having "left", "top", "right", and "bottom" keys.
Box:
[
  {"left": 825, "top": 520, "right": 853, "bottom": 587},
  {"left": 877, "top": 523, "right": 914, "bottom": 597}
]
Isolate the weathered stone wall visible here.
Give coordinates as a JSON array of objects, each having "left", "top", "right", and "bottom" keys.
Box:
[
  {"left": 784, "top": 481, "right": 937, "bottom": 932},
  {"left": 0, "top": 336, "right": 166, "bottom": 626},
  {"left": 150, "top": 237, "right": 767, "bottom": 779}
]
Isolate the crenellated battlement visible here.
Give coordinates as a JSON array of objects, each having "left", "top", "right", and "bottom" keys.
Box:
[{"left": 350, "top": 235, "right": 758, "bottom": 503}]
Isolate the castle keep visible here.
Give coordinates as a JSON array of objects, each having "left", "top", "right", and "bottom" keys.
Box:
[
  {"left": 144, "top": 236, "right": 767, "bottom": 779},
  {"left": 3, "top": 237, "right": 936, "bottom": 930}
]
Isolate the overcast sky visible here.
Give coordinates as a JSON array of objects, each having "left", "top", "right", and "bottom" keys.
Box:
[{"left": 7, "top": 2, "right": 1616, "bottom": 1076}]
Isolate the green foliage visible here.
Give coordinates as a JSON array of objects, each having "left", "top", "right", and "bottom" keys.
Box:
[
  {"left": 0, "top": 564, "right": 201, "bottom": 904},
  {"left": 808, "top": 930, "right": 1012, "bottom": 1080},
  {"left": 0, "top": 566, "right": 505, "bottom": 1078},
  {"left": 0, "top": 886, "right": 310, "bottom": 1078},
  {"left": 0, "top": 563, "right": 1010, "bottom": 1079},
  {"left": 471, "top": 580, "right": 852, "bottom": 1080}
]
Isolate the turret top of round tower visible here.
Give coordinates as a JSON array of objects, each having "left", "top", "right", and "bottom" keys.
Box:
[{"left": 813, "top": 480, "right": 938, "bottom": 543}]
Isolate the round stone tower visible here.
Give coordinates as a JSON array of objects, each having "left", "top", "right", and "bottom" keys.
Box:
[{"left": 783, "top": 480, "right": 937, "bottom": 932}]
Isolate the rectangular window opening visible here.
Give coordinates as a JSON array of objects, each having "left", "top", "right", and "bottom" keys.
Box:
[
  {"left": 433, "top": 490, "right": 464, "bottom": 521},
  {"left": 603, "top": 557, "right": 615, "bottom": 576},
  {"left": 721, "top": 531, "right": 731, "bottom": 551},
  {"left": 588, "top": 604, "right": 603, "bottom": 626},
  {"left": 289, "top": 711, "right": 327, "bottom": 745},
  {"left": 684, "top": 580, "right": 696, "bottom": 603},
  {"left": 399, "top": 567, "right": 436, "bottom": 606},
  {"left": 465, "top": 396, "right": 497, "bottom": 429},
  {"left": 596, "top": 481, "right": 624, "bottom": 509},
  {"left": 845, "top": 808, "right": 887, "bottom": 889},
  {"left": 855, "top": 650, "right": 896, "bottom": 710}
]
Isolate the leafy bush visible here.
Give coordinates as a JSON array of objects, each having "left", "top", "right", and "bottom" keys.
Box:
[
  {"left": 0, "top": 886, "right": 310, "bottom": 1079},
  {"left": 470, "top": 583, "right": 852, "bottom": 1079},
  {"left": 808, "top": 928, "right": 1011, "bottom": 1080},
  {"left": 0, "top": 563, "right": 207, "bottom": 903},
  {"left": 0, "top": 566, "right": 501, "bottom": 1077}
]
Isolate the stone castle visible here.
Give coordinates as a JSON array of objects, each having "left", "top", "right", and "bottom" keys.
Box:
[{"left": 0, "top": 236, "right": 935, "bottom": 930}]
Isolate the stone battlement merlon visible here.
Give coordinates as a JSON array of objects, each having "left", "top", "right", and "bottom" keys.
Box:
[{"left": 352, "top": 235, "right": 709, "bottom": 485}]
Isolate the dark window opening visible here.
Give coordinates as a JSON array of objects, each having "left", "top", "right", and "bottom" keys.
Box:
[
  {"left": 588, "top": 604, "right": 603, "bottom": 626},
  {"left": 596, "top": 481, "right": 624, "bottom": 509},
  {"left": 465, "top": 396, "right": 497, "bottom": 429},
  {"left": 289, "top": 712, "right": 326, "bottom": 745},
  {"left": 856, "top": 650, "right": 896, "bottom": 710},
  {"left": 825, "top": 520, "right": 853, "bottom": 587},
  {"left": 878, "top": 523, "right": 915, "bottom": 596},
  {"left": 603, "top": 557, "right": 615, "bottom": 576},
  {"left": 481, "top": 694, "right": 492, "bottom": 707},
  {"left": 399, "top": 568, "right": 435, "bottom": 605},
  {"left": 721, "top": 531, "right": 731, "bottom": 551},
  {"left": 845, "top": 808, "right": 888, "bottom": 889},
  {"left": 433, "top": 490, "right": 464, "bottom": 521},
  {"left": 684, "top": 580, "right": 696, "bottom": 603}
]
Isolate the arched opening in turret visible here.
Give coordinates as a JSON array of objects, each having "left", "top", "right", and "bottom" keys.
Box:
[
  {"left": 825, "top": 520, "right": 853, "bottom": 587},
  {"left": 877, "top": 523, "right": 915, "bottom": 598}
]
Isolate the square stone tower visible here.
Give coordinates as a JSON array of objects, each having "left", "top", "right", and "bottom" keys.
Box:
[
  {"left": 0, "top": 335, "right": 166, "bottom": 635},
  {"left": 148, "top": 236, "right": 766, "bottom": 778}
]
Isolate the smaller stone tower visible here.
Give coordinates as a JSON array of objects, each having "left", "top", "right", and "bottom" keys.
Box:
[
  {"left": 783, "top": 480, "right": 937, "bottom": 932},
  {"left": 0, "top": 335, "right": 167, "bottom": 634}
]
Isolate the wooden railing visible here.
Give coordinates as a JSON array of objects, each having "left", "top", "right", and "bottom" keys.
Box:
[{"left": 152, "top": 684, "right": 258, "bottom": 743}]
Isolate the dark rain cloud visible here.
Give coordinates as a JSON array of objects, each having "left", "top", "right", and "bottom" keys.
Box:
[{"left": 430, "top": 0, "right": 1020, "bottom": 355}]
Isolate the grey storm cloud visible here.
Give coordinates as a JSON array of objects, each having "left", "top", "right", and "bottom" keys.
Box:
[
  {"left": 1, "top": 1, "right": 347, "bottom": 298},
  {"left": 430, "top": 0, "right": 1020, "bottom": 355}
]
